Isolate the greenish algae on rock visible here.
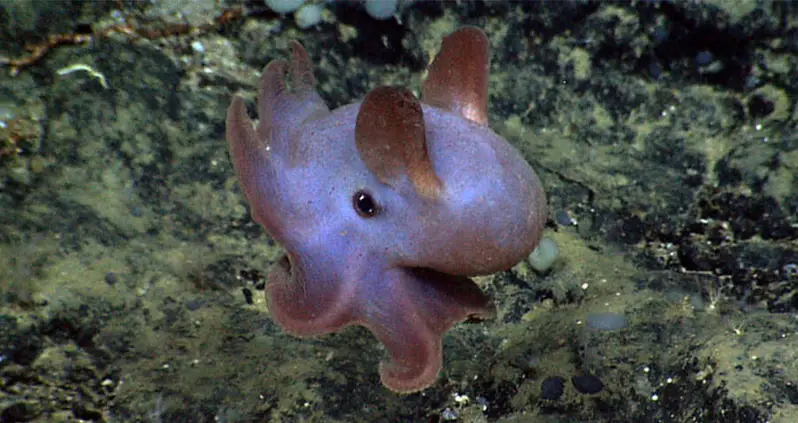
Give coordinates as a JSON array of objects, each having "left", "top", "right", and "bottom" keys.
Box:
[{"left": 0, "top": 1, "right": 796, "bottom": 422}]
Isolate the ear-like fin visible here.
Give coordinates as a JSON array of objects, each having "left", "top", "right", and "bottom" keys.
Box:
[
  {"left": 355, "top": 86, "right": 442, "bottom": 199},
  {"left": 422, "top": 26, "right": 490, "bottom": 125}
]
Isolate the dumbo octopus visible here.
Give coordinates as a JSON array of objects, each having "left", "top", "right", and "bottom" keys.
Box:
[{"left": 226, "top": 27, "right": 546, "bottom": 393}]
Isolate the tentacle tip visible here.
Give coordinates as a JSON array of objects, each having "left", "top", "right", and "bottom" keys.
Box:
[
  {"left": 289, "top": 40, "right": 315, "bottom": 90},
  {"left": 378, "top": 358, "right": 442, "bottom": 394},
  {"left": 226, "top": 96, "right": 253, "bottom": 140}
]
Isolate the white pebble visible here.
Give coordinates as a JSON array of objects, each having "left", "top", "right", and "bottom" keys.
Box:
[
  {"left": 586, "top": 312, "right": 629, "bottom": 331},
  {"left": 528, "top": 237, "right": 559, "bottom": 272},
  {"left": 295, "top": 4, "right": 323, "bottom": 29},
  {"left": 364, "top": 0, "right": 397, "bottom": 20},
  {"left": 191, "top": 40, "right": 205, "bottom": 53},
  {"left": 265, "top": 0, "right": 305, "bottom": 14}
]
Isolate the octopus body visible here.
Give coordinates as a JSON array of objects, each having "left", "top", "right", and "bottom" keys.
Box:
[{"left": 226, "top": 27, "right": 546, "bottom": 393}]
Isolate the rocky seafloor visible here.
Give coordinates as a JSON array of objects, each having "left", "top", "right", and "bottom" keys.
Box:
[{"left": 0, "top": 1, "right": 796, "bottom": 422}]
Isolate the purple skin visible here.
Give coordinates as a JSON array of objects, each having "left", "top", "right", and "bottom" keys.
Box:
[{"left": 226, "top": 27, "right": 546, "bottom": 393}]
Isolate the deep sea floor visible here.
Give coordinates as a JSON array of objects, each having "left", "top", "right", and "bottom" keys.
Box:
[{"left": 1, "top": 1, "right": 796, "bottom": 422}]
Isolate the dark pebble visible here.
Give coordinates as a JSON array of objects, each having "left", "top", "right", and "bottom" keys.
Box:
[
  {"left": 184, "top": 299, "right": 205, "bottom": 311},
  {"left": 254, "top": 281, "right": 266, "bottom": 290},
  {"left": 242, "top": 287, "right": 254, "bottom": 305},
  {"left": 1, "top": 401, "right": 39, "bottom": 421},
  {"left": 651, "top": 26, "right": 669, "bottom": 43},
  {"left": 572, "top": 374, "right": 604, "bottom": 394},
  {"left": 648, "top": 60, "right": 662, "bottom": 80},
  {"left": 747, "top": 94, "right": 775, "bottom": 118},
  {"left": 540, "top": 376, "right": 565, "bottom": 400},
  {"left": 695, "top": 50, "right": 713, "bottom": 66},
  {"left": 104, "top": 272, "right": 119, "bottom": 286},
  {"left": 555, "top": 210, "right": 575, "bottom": 226}
]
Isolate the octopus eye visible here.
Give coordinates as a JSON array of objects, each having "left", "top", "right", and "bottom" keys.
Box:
[{"left": 353, "top": 190, "right": 379, "bottom": 218}]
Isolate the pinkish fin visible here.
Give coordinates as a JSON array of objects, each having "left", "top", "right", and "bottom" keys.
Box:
[
  {"left": 355, "top": 86, "right": 442, "bottom": 199},
  {"left": 422, "top": 26, "right": 490, "bottom": 125}
]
